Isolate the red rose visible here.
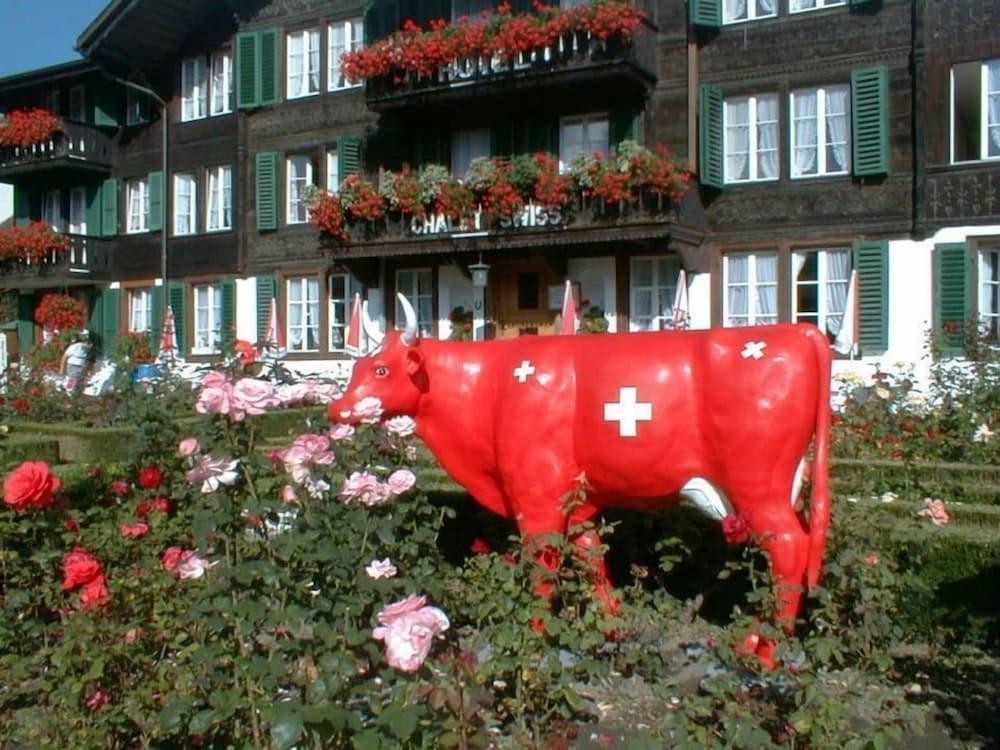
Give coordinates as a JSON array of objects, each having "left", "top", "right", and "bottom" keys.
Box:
[
  {"left": 721, "top": 514, "right": 752, "bottom": 546},
  {"left": 84, "top": 689, "right": 110, "bottom": 711},
  {"left": 137, "top": 466, "right": 163, "bottom": 489},
  {"left": 80, "top": 577, "right": 110, "bottom": 609},
  {"left": 87, "top": 467, "right": 102, "bottom": 478},
  {"left": 162, "top": 547, "right": 184, "bottom": 572},
  {"left": 110, "top": 480, "right": 129, "bottom": 496},
  {"left": 120, "top": 523, "right": 150, "bottom": 538},
  {"left": 63, "top": 517, "right": 80, "bottom": 532},
  {"left": 62, "top": 548, "right": 102, "bottom": 591},
  {"left": 3, "top": 460, "right": 61, "bottom": 512},
  {"left": 470, "top": 538, "right": 491, "bottom": 555},
  {"left": 136, "top": 497, "right": 170, "bottom": 518}
]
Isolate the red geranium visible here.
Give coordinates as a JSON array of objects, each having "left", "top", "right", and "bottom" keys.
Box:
[
  {"left": 0, "top": 223, "right": 71, "bottom": 265},
  {"left": 3, "top": 460, "right": 61, "bottom": 512},
  {"left": 0, "top": 108, "right": 63, "bottom": 148},
  {"left": 234, "top": 339, "right": 258, "bottom": 366},
  {"left": 309, "top": 192, "right": 348, "bottom": 240},
  {"left": 33, "top": 292, "right": 85, "bottom": 332},
  {"left": 137, "top": 466, "right": 163, "bottom": 490}
]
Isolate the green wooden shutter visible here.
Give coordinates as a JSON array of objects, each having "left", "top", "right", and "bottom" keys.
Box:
[
  {"left": 690, "top": 0, "right": 721, "bottom": 28},
  {"left": 94, "top": 88, "right": 121, "bottom": 127},
  {"left": 364, "top": 2, "right": 379, "bottom": 45},
  {"left": 220, "top": 280, "right": 236, "bottom": 348},
  {"left": 256, "top": 275, "right": 277, "bottom": 342},
  {"left": 147, "top": 171, "right": 163, "bottom": 232},
  {"left": 101, "top": 287, "right": 120, "bottom": 355},
  {"left": 932, "top": 242, "right": 973, "bottom": 354},
  {"left": 16, "top": 293, "right": 35, "bottom": 356},
  {"left": 150, "top": 286, "right": 164, "bottom": 348},
  {"left": 611, "top": 107, "right": 640, "bottom": 148},
  {"left": 417, "top": 0, "right": 451, "bottom": 26},
  {"left": 376, "top": 0, "right": 401, "bottom": 42},
  {"left": 85, "top": 184, "right": 101, "bottom": 236},
  {"left": 168, "top": 282, "right": 186, "bottom": 354},
  {"left": 851, "top": 66, "right": 889, "bottom": 176},
  {"left": 13, "top": 186, "right": 31, "bottom": 227},
  {"left": 237, "top": 32, "right": 259, "bottom": 109},
  {"left": 699, "top": 84, "right": 724, "bottom": 189},
  {"left": 491, "top": 121, "right": 515, "bottom": 160},
  {"left": 101, "top": 178, "right": 119, "bottom": 237},
  {"left": 849, "top": 0, "right": 875, "bottom": 5},
  {"left": 852, "top": 240, "right": 889, "bottom": 356},
  {"left": 259, "top": 30, "right": 279, "bottom": 105},
  {"left": 88, "top": 289, "right": 104, "bottom": 345},
  {"left": 255, "top": 152, "right": 279, "bottom": 231},
  {"left": 338, "top": 135, "right": 363, "bottom": 178}
]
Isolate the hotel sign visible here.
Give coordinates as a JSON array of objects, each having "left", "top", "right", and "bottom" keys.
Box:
[{"left": 409, "top": 203, "right": 564, "bottom": 237}]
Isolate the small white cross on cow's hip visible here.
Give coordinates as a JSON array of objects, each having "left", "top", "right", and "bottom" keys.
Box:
[
  {"left": 513, "top": 360, "right": 536, "bottom": 383},
  {"left": 741, "top": 341, "right": 767, "bottom": 360},
  {"left": 604, "top": 387, "right": 653, "bottom": 438}
]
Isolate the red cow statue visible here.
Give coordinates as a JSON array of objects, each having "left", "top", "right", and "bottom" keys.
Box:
[{"left": 329, "top": 294, "right": 832, "bottom": 666}]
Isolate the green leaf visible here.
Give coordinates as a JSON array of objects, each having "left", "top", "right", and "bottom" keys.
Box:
[
  {"left": 270, "top": 715, "right": 304, "bottom": 750},
  {"left": 188, "top": 709, "right": 216, "bottom": 735}
]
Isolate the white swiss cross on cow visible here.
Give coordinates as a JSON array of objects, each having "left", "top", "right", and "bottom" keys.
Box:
[
  {"left": 513, "top": 360, "right": 536, "bottom": 383},
  {"left": 603, "top": 386, "right": 653, "bottom": 438}
]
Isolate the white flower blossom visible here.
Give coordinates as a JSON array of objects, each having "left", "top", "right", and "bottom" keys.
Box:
[{"left": 365, "top": 558, "right": 398, "bottom": 579}]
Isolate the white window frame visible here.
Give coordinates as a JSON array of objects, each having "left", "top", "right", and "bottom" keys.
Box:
[
  {"left": 286, "top": 28, "right": 321, "bottom": 100},
  {"left": 206, "top": 165, "right": 233, "bottom": 232},
  {"left": 210, "top": 50, "right": 234, "bottom": 116},
  {"left": 629, "top": 256, "right": 681, "bottom": 332},
  {"left": 192, "top": 283, "right": 223, "bottom": 354},
  {"left": 126, "top": 89, "right": 145, "bottom": 126},
  {"left": 326, "top": 149, "right": 339, "bottom": 195},
  {"left": 791, "top": 247, "right": 851, "bottom": 337},
  {"left": 559, "top": 113, "right": 610, "bottom": 172},
  {"left": 980, "top": 247, "right": 1000, "bottom": 338},
  {"left": 287, "top": 155, "right": 314, "bottom": 224},
  {"left": 328, "top": 273, "right": 351, "bottom": 352},
  {"left": 286, "top": 276, "right": 321, "bottom": 353},
  {"left": 789, "top": 0, "right": 846, "bottom": 12},
  {"left": 723, "top": 252, "right": 779, "bottom": 327},
  {"left": 69, "top": 187, "right": 87, "bottom": 235},
  {"left": 181, "top": 56, "right": 209, "bottom": 122},
  {"left": 723, "top": 0, "right": 777, "bottom": 25},
  {"left": 395, "top": 268, "right": 435, "bottom": 337},
  {"left": 128, "top": 288, "right": 153, "bottom": 334},
  {"left": 173, "top": 173, "right": 197, "bottom": 236},
  {"left": 126, "top": 179, "right": 149, "bottom": 234},
  {"left": 42, "top": 189, "right": 63, "bottom": 232},
  {"left": 723, "top": 94, "right": 780, "bottom": 184},
  {"left": 328, "top": 18, "right": 364, "bottom": 92},
  {"left": 950, "top": 59, "right": 1000, "bottom": 164},
  {"left": 790, "top": 85, "right": 851, "bottom": 179}
]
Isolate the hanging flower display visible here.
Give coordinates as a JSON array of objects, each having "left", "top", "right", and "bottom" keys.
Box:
[
  {"left": 340, "top": 1, "right": 646, "bottom": 85},
  {"left": 33, "top": 293, "right": 86, "bottom": 333},
  {"left": 0, "top": 108, "right": 63, "bottom": 149},
  {"left": 0, "top": 222, "right": 71, "bottom": 265}
]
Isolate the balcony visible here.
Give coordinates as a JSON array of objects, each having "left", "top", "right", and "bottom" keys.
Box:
[
  {"left": 0, "top": 235, "right": 114, "bottom": 288},
  {"left": 0, "top": 122, "right": 114, "bottom": 177},
  {"left": 365, "top": 22, "right": 658, "bottom": 112}
]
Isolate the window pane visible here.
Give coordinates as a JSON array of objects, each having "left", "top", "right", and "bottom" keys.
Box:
[
  {"left": 951, "top": 61, "right": 982, "bottom": 162},
  {"left": 631, "top": 258, "right": 653, "bottom": 287},
  {"left": 792, "top": 90, "right": 819, "bottom": 176}
]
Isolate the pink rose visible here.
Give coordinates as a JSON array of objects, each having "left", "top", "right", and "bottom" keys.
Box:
[
  {"left": 292, "top": 434, "right": 334, "bottom": 464},
  {"left": 120, "top": 522, "right": 150, "bottom": 538},
  {"left": 918, "top": 498, "right": 950, "bottom": 526},
  {"left": 201, "top": 371, "right": 228, "bottom": 389},
  {"left": 281, "top": 484, "right": 299, "bottom": 503},
  {"left": 195, "top": 385, "right": 233, "bottom": 417},
  {"left": 278, "top": 445, "right": 315, "bottom": 484},
  {"left": 176, "top": 551, "right": 216, "bottom": 579},
  {"left": 365, "top": 558, "right": 398, "bottom": 579},
  {"left": 352, "top": 396, "right": 384, "bottom": 424},
  {"left": 386, "top": 469, "right": 416, "bottom": 496},
  {"left": 231, "top": 378, "right": 280, "bottom": 419},
  {"left": 177, "top": 437, "right": 200, "bottom": 457},
  {"left": 185, "top": 455, "right": 239, "bottom": 493},
  {"left": 384, "top": 416, "right": 416, "bottom": 438},
  {"left": 376, "top": 594, "right": 428, "bottom": 625},
  {"left": 340, "top": 471, "right": 390, "bottom": 506},
  {"left": 329, "top": 424, "right": 355, "bottom": 442},
  {"left": 373, "top": 595, "right": 450, "bottom": 672}
]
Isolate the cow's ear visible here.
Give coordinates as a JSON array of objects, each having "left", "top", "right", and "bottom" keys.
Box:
[{"left": 405, "top": 348, "right": 425, "bottom": 376}]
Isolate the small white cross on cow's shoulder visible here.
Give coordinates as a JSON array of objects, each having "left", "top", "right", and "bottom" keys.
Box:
[
  {"left": 604, "top": 386, "right": 653, "bottom": 438},
  {"left": 741, "top": 341, "right": 767, "bottom": 360},
  {"left": 513, "top": 360, "right": 536, "bottom": 384}
]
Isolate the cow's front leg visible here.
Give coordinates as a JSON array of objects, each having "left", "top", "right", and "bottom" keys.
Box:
[{"left": 570, "top": 520, "right": 620, "bottom": 616}]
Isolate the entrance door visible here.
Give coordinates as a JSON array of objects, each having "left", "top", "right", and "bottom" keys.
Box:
[{"left": 492, "top": 259, "right": 560, "bottom": 338}]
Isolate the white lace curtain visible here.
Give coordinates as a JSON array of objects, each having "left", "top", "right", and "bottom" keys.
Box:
[
  {"left": 724, "top": 0, "right": 775, "bottom": 19},
  {"left": 288, "top": 31, "right": 320, "bottom": 97},
  {"left": 825, "top": 88, "right": 850, "bottom": 172},
  {"left": 988, "top": 61, "right": 1000, "bottom": 157},
  {"left": 757, "top": 95, "right": 779, "bottom": 178},
  {"left": 755, "top": 254, "right": 777, "bottom": 323},
  {"left": 793, "top": 92, "right": 817, "bottom": 175}
]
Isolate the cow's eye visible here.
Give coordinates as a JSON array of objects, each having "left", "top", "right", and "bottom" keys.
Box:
[{"left": 375, "top": 365, "right": 389, "bottom": 378}]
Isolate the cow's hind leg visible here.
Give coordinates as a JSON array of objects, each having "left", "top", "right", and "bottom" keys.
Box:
[{"left": 731, "top": 495, "right": 810, "bottom": 667}]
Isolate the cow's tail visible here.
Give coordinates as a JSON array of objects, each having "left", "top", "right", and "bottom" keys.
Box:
[{"left": 803, "top": 325, "right": 832, "bottom": 591}]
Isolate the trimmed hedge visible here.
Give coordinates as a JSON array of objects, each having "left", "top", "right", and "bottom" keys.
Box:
[
  {"left": 0, "top": 434, "right": 61, "bottom": 468},
  {"left": 11, "top": 422, "right": 137, "bottom": 464},
  {"left": 832, "top": 457, "right": 1000, "bottom": 506}
]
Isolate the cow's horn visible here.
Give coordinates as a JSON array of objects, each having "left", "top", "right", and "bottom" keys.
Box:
[
  {"left": 361, "top": 300, "right": 384, "bottom": 350},
  {"left": 397, "top": 292, "right": 419, "bottom": 346}
]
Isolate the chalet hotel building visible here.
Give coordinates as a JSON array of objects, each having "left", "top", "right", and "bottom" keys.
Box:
[{"left": 0, "top": 0, "right": 998, "bottom": 378}]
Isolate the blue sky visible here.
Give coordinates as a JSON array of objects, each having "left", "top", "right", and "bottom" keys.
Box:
[{"left": 0, "top": 0, "right": 111, "bottom": 78}]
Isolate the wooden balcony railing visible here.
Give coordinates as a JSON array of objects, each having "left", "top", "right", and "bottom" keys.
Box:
[
  {"left": 0, "top": 235, "right": 114, "bottom": 284},
  {"left": 365, "top": 20, "right": 658, "bottom": 107},
  {"left": 0, "top": 122, "right": 114, "bottom": 174}
]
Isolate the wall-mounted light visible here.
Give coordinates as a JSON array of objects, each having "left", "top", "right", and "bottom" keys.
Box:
[{"left": 469, "top": 261, "right": 490, "bottom": 288}]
